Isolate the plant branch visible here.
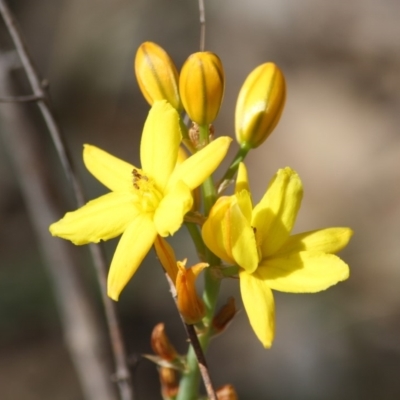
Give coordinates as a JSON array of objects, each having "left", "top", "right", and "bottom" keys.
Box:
[
  {"left": 183, "top": 324, "right": 217, "bottom": 400},
  {"left": 198, "top": 0, "right": 206, "bottom": 51},
  {"left": 163, "top": 272, "right": 217, "bottom": 400},
  {"left": 0, "top": 93, "right": 44, "bottom": 102},
  {"left": 0, "top": 2, "right": 133, "bottom": 399},
  {"left": 0, "top": 52, "right": 116, "bottom": 400}
]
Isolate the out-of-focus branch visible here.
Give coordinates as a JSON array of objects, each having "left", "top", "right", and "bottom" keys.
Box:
[
  {"left": 198, "top": 0, "right": 206, "bottom": 51},
  {"left": 0, "top": 1, "right": 134, "bottom": 399},
  {"left": 0, "top": 52, "right": 116, "bottom": 400}
]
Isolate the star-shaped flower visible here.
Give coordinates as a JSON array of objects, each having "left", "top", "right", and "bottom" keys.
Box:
[
  {"left": 202, "top": 163, "right": 352, "bottom": 347},
  {"left": 50, "top": 100, "right": 231, "bottom": 300}
]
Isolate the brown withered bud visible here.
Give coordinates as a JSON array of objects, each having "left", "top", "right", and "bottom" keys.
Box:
[
  {"left": 216, "top": 384, "right": 238, "bottom": 400},
  {"left": 159, "top": 367, "right": 179, "bottom": 398},
  {"left": 212, "top": 297, "right": 237, "bottom": 334},
  {"left": 151, "top": 323, "right": 178, "bottom": 362},
  {"left": 176, "top": 260, "right": 208, "bottom": 325}
]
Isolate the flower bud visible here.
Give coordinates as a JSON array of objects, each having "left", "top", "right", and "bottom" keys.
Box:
[
  {"left": 216, "top": 384, "right": 238, "bottom": 400},
  {"left": 151, "top": 323, "right": 178, "bottom": 362},
  {"left": 134, "top": 42, "right": 182, "bottom": 111},
  {"left": 212, "top": 297, "right": 237, "bottom": 334},
  {"left": 176, "top": 259, "right": 208, "bottom": 324},
  {"left": 235, "top": 62, "right": 286, "bottom": 149},
  {"left": 179, "top": 52, "right": 224, "bottom": 125}
]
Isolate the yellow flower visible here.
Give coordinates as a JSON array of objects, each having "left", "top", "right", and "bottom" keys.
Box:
[
  {"left": 202, "top": 163, "right": 352, "bottom": 347},
  {"left": 50, "top": 100, "right": 231, "bottom": 300}
]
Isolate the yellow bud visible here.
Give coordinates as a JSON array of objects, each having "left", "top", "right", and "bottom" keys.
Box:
[
  {"left": 235, "top": 62, "right": 286, "bottom": 149},
  {"left": 151, "top": 323, "right": 178, "bottom": 362},
  {"left": 176, "top": 260, "right": 208, "bottom": 325},
  {"left": 179, "top": 52, "right": 224, "bottom": 125},
  {"left": 134, "top": 42, "right": 182, "bottom": 111}
]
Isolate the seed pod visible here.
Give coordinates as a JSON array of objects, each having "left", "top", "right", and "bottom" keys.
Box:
[
  {"left": 134, "top": 41, "right": 182, "bottom": 111},
  {"left": 235, "top": 62, "right": 286, "bottom": 149},
  {"left": 179, "top": 52, "right": 224, "bottom": 125}
]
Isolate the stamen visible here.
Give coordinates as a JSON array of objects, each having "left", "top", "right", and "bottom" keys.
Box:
[{"left": 131, "top": 168, "right": 163, "bottom": 213}]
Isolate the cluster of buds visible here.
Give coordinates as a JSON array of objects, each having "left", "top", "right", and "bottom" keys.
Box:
[{"left": 134, "top": 41, "right": 286, "bottom": 151}]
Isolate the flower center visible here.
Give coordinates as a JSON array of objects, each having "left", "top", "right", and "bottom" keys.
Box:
[{"left": 132, "top": 168, "right": 163, "bottom": 214}]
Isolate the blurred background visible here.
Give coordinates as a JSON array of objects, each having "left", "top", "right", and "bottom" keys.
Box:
[{"left": 0, "top": 0, "right": 400, "bottom": 399}]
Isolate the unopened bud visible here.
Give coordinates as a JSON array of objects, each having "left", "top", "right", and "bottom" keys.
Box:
[
  {"left": 159, "top": 367, "right": 179, "bottom": 398},
  {"left": 179, "top": 52, "right": 224, "bottom": 125},
  {"left": 176, "top": 260, "right": 208, "bottom": 324},
  {"left": 216, "top": 384, "right": 238, "bottom": 400},
  {"left": 135, "top": 42, "right": 182, "bottom": 111},
  {"left": 151, "top": 323, "right": 178, "bottom": 362},
  {"left": 212, "top": 297, "right": 237, "bottom": 334},
  {"left": 235, "top": 62, "right": 286, "bottom": 149}
]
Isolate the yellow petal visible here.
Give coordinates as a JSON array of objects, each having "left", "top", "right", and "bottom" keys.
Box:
[
  {"left": 202, "top": 197, "right": 235, "bottom": 263},
  {"left": 239, "top": 270, "right": 275, "bottom": 348},
  {"left": 252, "top": 167, "right": 303, "bottom": 257},
  {"left": 108, "top": 215, "right": 157, "bottom": 300},
  {"left": 229, "top": 199, "right": 259, "bottom": 274},
  {"left": 49, "top": 192, "right": 139, "bottom": 245},
  {"left": 154, "top": 181, "right": 193, "bottom": 237},
  {"left": 167, "top": 137, "right": 232, "bottom": 191},
  {"left": 154, "top": 236, "right": 179, "bottom": 284},
  {"left": 235, "top": 189, "right": 252, "bottom": 224},
  {"left": 275, "top": 228, "right": 354, "bottom": 256},
  {"left": 83, "top": 145, "right": 135, "bottom": 192},
  {"left": 140, "top": 100, "right": 182, "bottom": 192},
  {"left": 235, "top": 162, "right": 251, "bottom": 195},
  {"left": 258, "top": 251, "right": 350, "bottom": 293}
]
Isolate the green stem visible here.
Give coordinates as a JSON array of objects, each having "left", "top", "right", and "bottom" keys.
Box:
[
  {"left": 176, "top": 333, "right": 210, "bottom": 400},
  {"left": 218, "top": 145, "right": 250, "bottom": 190},
  {"left": 176, "top": 124, "right": 222, "bottom": 400},
  {"left": 185, "top": 222, "right": 206, "bottom": 262}
]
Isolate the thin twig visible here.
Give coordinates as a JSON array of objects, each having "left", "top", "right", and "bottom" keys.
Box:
[
  {"left": 183, "top": 324, "right": 217, "bottom": 400},
  {"left": 198, "top": 0, "right": 206, "bottom": 51},
  {"left": 0, "top": 53, "right": 115, "bottom": 400},
  {"left": 0, "top": 2, "right": 134, "bottom": 399},
  {"left": 163, "top": 270, "right": 217, "bottom": 400},
  {"left": 0, "top": 93, "right": 44, "bottom": 102}
]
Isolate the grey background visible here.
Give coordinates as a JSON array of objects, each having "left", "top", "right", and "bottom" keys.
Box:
[{"left": 0, "top": 0, "right": 400, "bottom": 399}]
